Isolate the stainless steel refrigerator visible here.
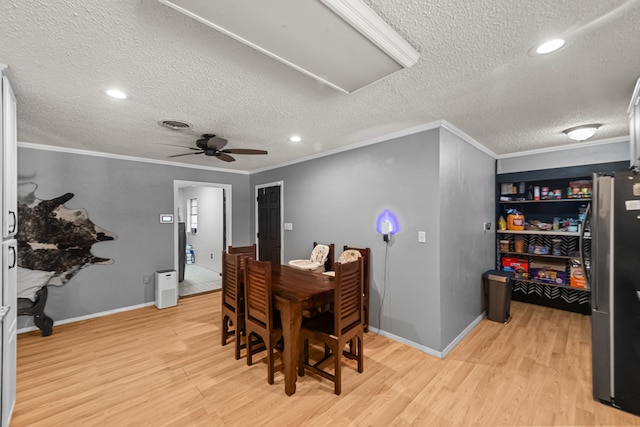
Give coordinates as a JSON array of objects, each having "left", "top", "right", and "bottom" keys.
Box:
[{"left": 590, "top": 170, "right": 640, "bottom": 416}]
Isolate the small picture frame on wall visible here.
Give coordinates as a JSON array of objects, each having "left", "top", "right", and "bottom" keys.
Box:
[{"left": 159, "top": 214, "right": 174, "bottom": 224}]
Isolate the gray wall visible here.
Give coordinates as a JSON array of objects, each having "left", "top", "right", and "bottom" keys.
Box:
[
  {"left": 439, "top": 128, "right": 496, "bottom": 349},
  {"left": 497, "top": 139, "right": 629, "bottom": 174},
  {"left": 250, "top": 127, "right": 495, "bottom": 352},
  {"left": 17, "top": 147, "right": 250, "bottom": 328}
]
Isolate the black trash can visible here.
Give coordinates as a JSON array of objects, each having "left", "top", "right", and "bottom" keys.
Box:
[{"left": 483, "top": 270, "right": 513, "bottom": 323}]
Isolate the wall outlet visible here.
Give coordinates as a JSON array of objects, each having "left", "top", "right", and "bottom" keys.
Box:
[
  {"left": 210, "top": 253, "right": 213, "bottom": 259},
  {"left": 143, "top": 275, "right": 151, "bottom": 284}
]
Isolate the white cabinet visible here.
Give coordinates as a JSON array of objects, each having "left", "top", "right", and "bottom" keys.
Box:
[
  {"left": 1, "top": 74, "right": 16, "bottom": 239},
  {"left": 1, "top": 241, "right": 16, "bottom": 427},
  {"left": 0, "top": 65, "right": 17, "bottom": 427}
]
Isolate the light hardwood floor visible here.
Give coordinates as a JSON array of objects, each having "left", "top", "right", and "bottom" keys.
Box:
[{"left": 13, "top": 294, "right": 640, "bottom": 426}]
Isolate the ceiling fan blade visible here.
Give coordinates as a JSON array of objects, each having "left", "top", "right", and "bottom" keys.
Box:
[
  {"left": 157, "top": 143, "right": 195, "bottom": 149},
  {"left": 168, "top": 151, "right": 204, "bottom": 158},
  {"left": 216, "top": 152, "right": 236, "bottom": 162},
  {"left": 221, "top": 149, "right": 268, "bottom": 155},
  {"left": 206, "top": 135, "right": 228, "bottom": 150}
]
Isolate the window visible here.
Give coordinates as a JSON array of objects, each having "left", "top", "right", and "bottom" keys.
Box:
[{"left": 189, "top": 198, "right": 198, "bottom": 233}]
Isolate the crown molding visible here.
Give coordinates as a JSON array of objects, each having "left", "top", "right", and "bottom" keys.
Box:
[
  {"left": 439, "top": 121, "right": 499, "bottom": 158},
  {"left": 495, "top": 135, "right": 629, "bottom": 159},
  {"left": 320, "top": 0, "right": 420, "bottom": 67},
  {"left": 17, "top": 142, "right": 250, "bottom": 175}
]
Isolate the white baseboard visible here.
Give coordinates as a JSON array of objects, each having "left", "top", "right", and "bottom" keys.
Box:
[
  {"left": 17, "top": 301, "right": 156, "bottom": 335},
  {"left": 368, "top": 312, "right": 486, "bottom": 359},
  {"left": 440, "top": 312, "right": 486, "bottom": 358}
]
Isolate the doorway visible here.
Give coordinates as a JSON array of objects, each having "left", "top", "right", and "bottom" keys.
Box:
[
  {"left": 174, "top": 180, "right": 232, "bottom": 297},
  {"left": 255, "top": 181, "right": 283, "bottom": 265}
]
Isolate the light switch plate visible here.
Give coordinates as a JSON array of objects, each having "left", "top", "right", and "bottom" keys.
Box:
[
  {"left": 284, "top": 222, "right": 293, "bottom": 230},
  {"left": 418, "top": 231, "right": 426, "bottom": 243}
]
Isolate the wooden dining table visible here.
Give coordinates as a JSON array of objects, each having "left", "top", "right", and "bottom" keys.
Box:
[{"left": 270, "top": 264, "right": 335, "bottom": 396}]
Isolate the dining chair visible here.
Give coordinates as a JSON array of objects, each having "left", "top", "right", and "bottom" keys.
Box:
[
  {"left": 221, "top": 251, "right": 246, "bottom": 359},
  {"left": 244, "top": 258, "right": 283, "bottom": 384},
  {"left": 342, "top": 246, "right": 371, "bottom": 332},
  {"left": 298, "top": 257, "right": 364, "bottom": 395},
  {"left": 228, "top": 243, "right": 257, "bottom": 270}
]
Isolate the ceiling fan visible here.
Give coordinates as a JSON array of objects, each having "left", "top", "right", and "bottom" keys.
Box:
[{"left": 168, "top": 134, "right": 268, "bottom": 162}]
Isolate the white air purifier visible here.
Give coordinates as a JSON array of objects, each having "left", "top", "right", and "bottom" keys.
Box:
[{"left": 155, "top": 270, "right": 177, "bottom": 309}]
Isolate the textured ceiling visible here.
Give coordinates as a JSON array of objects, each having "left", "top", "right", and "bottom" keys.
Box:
[{"left": 1, "top": 0, "right": 639, "bottom": 172}]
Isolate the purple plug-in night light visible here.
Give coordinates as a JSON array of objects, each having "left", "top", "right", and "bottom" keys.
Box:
[{"left": 377, "top": 209, "right": 399, "bottom": 241}]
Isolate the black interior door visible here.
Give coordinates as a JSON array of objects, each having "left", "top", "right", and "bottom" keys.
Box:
[{"left": 257, "top": 185, "right": 281, "bottom": 265}]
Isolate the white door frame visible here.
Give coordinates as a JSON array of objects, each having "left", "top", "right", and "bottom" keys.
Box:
[
  {"left": 254, "top": 180, "right": 284, "bottom": 263},
  {"left": 173, "top": 180, "right": 232, "bottom": 275}
]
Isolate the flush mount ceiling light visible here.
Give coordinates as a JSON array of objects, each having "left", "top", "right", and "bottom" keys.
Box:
[
  {"left": 563, "top": 124, "right": 602, "bottom": 141},
  {"left": 158, "top": 0, "right": 420, "bottom": 94},
  {"left": 289, "top": 135, "right": 302, "bottom": 142},
  {"left": 535, "top": 38, "right": 565, "bottom": 55},
  {"left": 104, "top": 88, "right": 128, "bottom": 99}
]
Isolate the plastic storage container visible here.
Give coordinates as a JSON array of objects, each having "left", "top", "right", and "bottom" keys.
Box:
[
  {"left": 514, "top": 235, "right": 525, "bottom": 253},
  {"left": 482, "top": 270, "right": 513, "bottom": 323}
]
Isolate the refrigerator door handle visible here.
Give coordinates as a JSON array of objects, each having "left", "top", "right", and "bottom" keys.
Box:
[
  {"left": 579, "top": 201, "right": 591, "bottom": 288},
  {"left": 637, "top": 290, "right": 640, "bottom": 303}
]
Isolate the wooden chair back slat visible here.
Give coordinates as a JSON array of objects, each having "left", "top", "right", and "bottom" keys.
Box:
[
  {"left": 342, "top": 246, "right": 371, "bottom": 332},
  {"left": 229, "top": 244, "right": 256, "bottom": 270},
  {"left": 245, "top": 258, "right": 273, "bottom": 329},
  {"left": 221, "top": 251, "right": 245, "bottom": 359},
  {"left": 222, "top": 252, "right": 242, "bottom": 312},
  {"left": 335, "top": 258, "right": 363, "bottom": 335}
]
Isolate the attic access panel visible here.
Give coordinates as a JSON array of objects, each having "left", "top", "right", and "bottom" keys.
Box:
[{"left": 159, "top": 0, "right": 419, "bottom": 93}]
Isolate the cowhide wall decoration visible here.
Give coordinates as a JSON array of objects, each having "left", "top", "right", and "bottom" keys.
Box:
[{"left": 16, "top": 182, "right": 117, "bottom": 300}]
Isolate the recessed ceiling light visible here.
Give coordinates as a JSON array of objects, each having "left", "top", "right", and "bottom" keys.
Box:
[
  {"left": 563, "top": 124, "right": 601, "bottom": 141},
  {"left": 158, "top": 119, "right": 192, "bottom": 130},
  {"left": 105, "top": 88, "right": 128, "bottom": 99},
  {"left": 535, "top": 38, "right": 565, "bottom": 55},
  {"left": 289, "top": 135, "right": 302, "bottom": 143}
]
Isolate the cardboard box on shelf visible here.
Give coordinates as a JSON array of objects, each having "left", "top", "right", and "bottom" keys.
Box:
[
  {"left": 502, "top": 257, "right": 529, "bottom": 279},
  {"left": 530, "top": 260, "right": 567, "bottom": 285}
]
